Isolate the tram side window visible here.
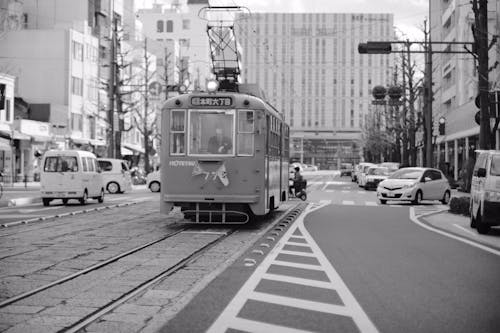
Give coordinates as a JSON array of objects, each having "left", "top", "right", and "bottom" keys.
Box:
[
  {"left": 170, "top": 110, "right": 185, "bottom": 155},
  {"left": 238, "top": 110, "right": 254, "bottom": 155}
]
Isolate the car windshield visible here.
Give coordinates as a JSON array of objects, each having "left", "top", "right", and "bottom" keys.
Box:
[
  {"left": 367, "top": 167, "right": 389, "bottom": 175},
  {"left": 491, "top": 155, "right": 500, "bottom": 176},
  {"left": 389, "top": 168, "right": 423, "bottom": 179}
]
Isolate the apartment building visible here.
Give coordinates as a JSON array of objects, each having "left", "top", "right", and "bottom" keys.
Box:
[
  {"left": 429, "top": 0, "right": 500, "bottom": 180},
  {"left": 237, "top": 12, "right": 394, "bottom": 168}
]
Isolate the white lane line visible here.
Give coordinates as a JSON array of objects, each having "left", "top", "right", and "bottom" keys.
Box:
[
  {"left": 207, "top": 201, "right": 378, "bottom": 333},
  {"left": 271, "top": 260, "right": 323, "bottom": 271},
  {"left": 365, "top": 201, "right": 378, "bottom": 206},
  {"left": 453, "top": 224, "right": 476, "bottom": 236},
  {"left": 409, "top": 208, "right": 500, "bottom": 257},
  {"left": 341, "top": 190, "right": 350, "bottom": 193},
  {"left": 17, "top": 207, "right": 60, "bottom": 213},
  {"left": 342, "top": 200, "right": 355, "bottom": 205},
  {"left": 322, "top": 183, "right": 329, "bottom": 191},
  {"left": 278, "top": 250, "right": 317, "bottom": 258},
  {"left": 262, "top": 273, "right": 333, "bottom": 289},
  {"left": 249, "top": 291, "right": 351, "bottom": 316},
  {"left": 285, "top": 241, "right": 311, "bottom": 247},
  {"left": 230, "top": 317, "right": 311, "bottom": 333},
  {"left": 357, "top": 191, "right": 365, "bottom": 194},
  {"left": 326, "top": 189, "right": 335, "bottom": 193}
]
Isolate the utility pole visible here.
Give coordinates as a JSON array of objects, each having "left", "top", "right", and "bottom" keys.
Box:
[
  {"left": 107, "top": 13, "right": 117, "bottom": 158},
  {"left": 473, "top": 0, "right": 490, "bottom": 149},
  {"left": 423, "top": 20, "right": 433, "bottom": 167},
  {"left": 143, "top": 37, "right": 150, "bottom": 174},
  {"left": 113, "top": 14, "right": 122, "bottom": 159},
  {"left": 401, "top": 42, "right": 409, "bottom": 166},
  {"left": 406, "top": 41, "right": 417, "bottom": 166}
]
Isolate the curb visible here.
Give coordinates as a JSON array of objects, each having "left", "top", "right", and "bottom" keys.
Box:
[{"left": 0, "top": 197, "right": 42, "bottom": 208}]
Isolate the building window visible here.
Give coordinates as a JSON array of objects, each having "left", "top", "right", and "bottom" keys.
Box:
[
  {"left": 157, "top": 20, "right": 164, "bottom": 33},
  {"left": 71, "top": 76, "right": 83, "bottom": 96},
  {"left": 72, "top": 41, "right": 83, "bottom": 61},
  {"left": 182, "top": 19, "right": 190, "bottom": 30},
  {"left": 71, "top": 113, "right": 83, "bottom": 131},
  {"left": 5, "top": 98, "right": 11, "bottom": 122},
  {"left": 166, "top": 20, "right": 173, "bottom": 32}
]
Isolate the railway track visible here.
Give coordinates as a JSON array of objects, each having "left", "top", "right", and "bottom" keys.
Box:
[{"left": 0, "top": 203, "right": 306, "bottom": 332}]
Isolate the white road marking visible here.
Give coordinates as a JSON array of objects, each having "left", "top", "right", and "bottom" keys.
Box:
[
  {"left": 326, "top": 189, "right": 335, "bottom": 192},
  {"left": 207, "top": 201, "right": 379, "bottom": 333},
  {"left": 271, "top": 260, "right": 323, "bottom": 271},
  {"left": 365, "top": 201, "right": 378, "bottom": 206},
  {"left": 229, "top": 317, "right": 311, "bottom": 333},
  {"left": 342, "top": 200, "right": 355, "bottom": 205},
  {"left": 262, "top": 273, "right": 332, "bottom": 289},
  {"left": 279, "top": 250, "right": 317, "bottom": 257},
  {"left": 341, "top": 190, "right": 350, "bottom": 193},
  {"left": 322, "top": 183, "right": 329, "bottom": 191},
  {"left": 357, "top": 191, "right": 365, "bottom": 194},
  {"left": 249, "top": 291, "right": 352, "bottom": 316},
  {"left": 453, "top": 224, "right": 476, "bottom": 236},
  {"left": 285, "top": 241, "right": 311, "bottom": 247},
  {"left": 409, "top": 207, "right": 500, "bottom": 257},
  {"left": 17, "top": 207, "right": 60, "bottom": 213}
]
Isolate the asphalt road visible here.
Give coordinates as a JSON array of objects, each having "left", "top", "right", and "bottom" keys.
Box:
[{"left": 163, "top": 174, "right": 500, "bottom": 333}]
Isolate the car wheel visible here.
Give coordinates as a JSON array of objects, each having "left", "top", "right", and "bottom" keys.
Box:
[
  {"left": 97, "top": 189, "right": 104, "bottom": 203},
  {"left": 42, "top": 198, "right": 51, "bottom": 207},
  {"left": 107, "top": 182, "right": 120, "bottom": 194},
  {"left": 379, "top": 199, "right": 387, "bottom": 205},
  {"left": 441, "top": 190, "right": 451, "bottom": 204},
  {"left": 412, "top": 190, "right": 423, "bottom": 205},
  {"left": 79, "top": 191, "right": 88, "bottom": 205},
  {"left": 149, "top": 181, "right": 160, "bottom": 192},
  {"left": 475, "top": 211, "right": 491, "bottom": 235},
  {"left": 62, "top": 198, "right": 68, "bottom": 205}
]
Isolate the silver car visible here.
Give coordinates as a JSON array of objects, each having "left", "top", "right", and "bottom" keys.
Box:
[{"left": 376, "top": 167, "right": 451, "bottom": 205}]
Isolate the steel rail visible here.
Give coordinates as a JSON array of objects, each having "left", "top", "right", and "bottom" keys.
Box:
[{"left": 0, "top": 228, "right": 188, "bottom": 308}]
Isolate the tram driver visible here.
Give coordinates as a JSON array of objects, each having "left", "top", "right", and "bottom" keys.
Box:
[{"left": 208, "top": 127, "right": 232, "bottom": 154}]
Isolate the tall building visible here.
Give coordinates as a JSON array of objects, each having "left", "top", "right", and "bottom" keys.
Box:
[
  {"left": 429, "top": 0, "right": 500, "bottom": 180},
  {"left": 137, "top": 0, "right": 211, "bottom": 92},
  {"left": 237, "top": 13, "right": 394, "bottom": 169}
]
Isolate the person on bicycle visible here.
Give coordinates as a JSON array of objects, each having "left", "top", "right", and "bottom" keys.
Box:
[{"left": 292, "top": 166, "right": 304, "bottom": 195}]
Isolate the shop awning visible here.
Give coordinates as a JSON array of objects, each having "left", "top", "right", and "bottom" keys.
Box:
[
  {"left": 0, "top": 137, "right": 11, "bottom": 150},
  {"left": 121, "top": 146, "right": 134, "bottom": 155},
  {"left": 123, "top": 144, "right": 145, "bottom": 154},
  {"left": 13, "top": 131, "right": 31, "bottom": 140}
]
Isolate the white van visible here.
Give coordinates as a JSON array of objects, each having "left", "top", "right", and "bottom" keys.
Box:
[
  {"left": 40, "top": 150, "right": 105, "bottom": 206},
  {"left": 470, "top": 150, "right": 500, "bottom": 234},
  {"left": 97, "top": 158, "right": 132, "bottom": 194}
]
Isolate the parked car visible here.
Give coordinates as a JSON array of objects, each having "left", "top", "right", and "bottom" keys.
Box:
[
  {"left": 352, "top": 162, "right": 375, "bottom": 182},
  {"left": 469, "top": 150, "right": 500, "bottom": 234},
  {"left": 147, "top": 170, "right": 161, "bottom": 192},
  {"left": 358, "top": 163, "right": 377, "bottom": 188},
  {"left": 376, "top": 167, "right": 451, "bottom": 205},
  {"left": 340, "top": 163, "right": 353, "bottom": 177},
  {"left": 364, "top": 167, "right": 390, "bottom": 190},
  {"left": 379, "top": 162, "right": 400, "bottom": 174},
  {"left": 97, "top": 158, "right": 132, "bottom": 194},
  {"left": 40, "top": 150, "right": 104, "bottom": 206},
  {"left": 303, "top": 164, "right": 319, "bottom": 172}
]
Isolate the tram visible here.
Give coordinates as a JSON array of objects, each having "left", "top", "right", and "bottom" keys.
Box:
[{"left": 160, "top": 82, "right": 290, "bottom": 223}]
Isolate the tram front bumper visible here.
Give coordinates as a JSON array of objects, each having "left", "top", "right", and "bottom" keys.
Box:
[{"left": 163, "top": 194, "right": 260, "bottom": 203}]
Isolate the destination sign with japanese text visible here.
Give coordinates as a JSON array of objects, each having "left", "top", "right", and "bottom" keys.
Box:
[{"left": 191, "top": 97, "right": 232, "bottom": 106}]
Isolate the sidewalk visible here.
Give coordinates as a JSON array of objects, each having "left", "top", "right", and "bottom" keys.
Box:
[{"left": 1, "top": 182, "right": 41, "bottom": 207}]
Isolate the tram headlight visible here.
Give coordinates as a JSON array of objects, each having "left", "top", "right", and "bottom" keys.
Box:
[{"left": 207, "top": 80, "right": 219, "bottom": 93}]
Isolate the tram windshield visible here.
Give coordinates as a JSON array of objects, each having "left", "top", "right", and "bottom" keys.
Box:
[{"left": 189, "top": 110, "right": 234, "bottom": 155}]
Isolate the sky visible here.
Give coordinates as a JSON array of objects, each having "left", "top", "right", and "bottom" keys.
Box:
[{"left": 140, "top": 0, "right": 429, "bottom": 40}]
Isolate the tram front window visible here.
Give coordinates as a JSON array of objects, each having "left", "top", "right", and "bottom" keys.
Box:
[{"left": 189, "top": 110, "right": 234, "bottom": 155}]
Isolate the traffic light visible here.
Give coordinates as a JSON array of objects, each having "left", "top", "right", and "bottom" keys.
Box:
[
  {"left": 358, "top": 42, "right": 392, "bottom": 54},
  {"left": 438, "top": 117, "right": 446, "bottom": 135}
]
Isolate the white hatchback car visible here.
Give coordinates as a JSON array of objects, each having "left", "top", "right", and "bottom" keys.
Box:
[
  {"left": 97, "top": 158, "right": 132, "bottom": 194},
  {"left": 146, "top": 170, "right": 161, "bottom": 192},
  {"left": 377, "top": 167, "right": 451, "bottom": 205}
]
